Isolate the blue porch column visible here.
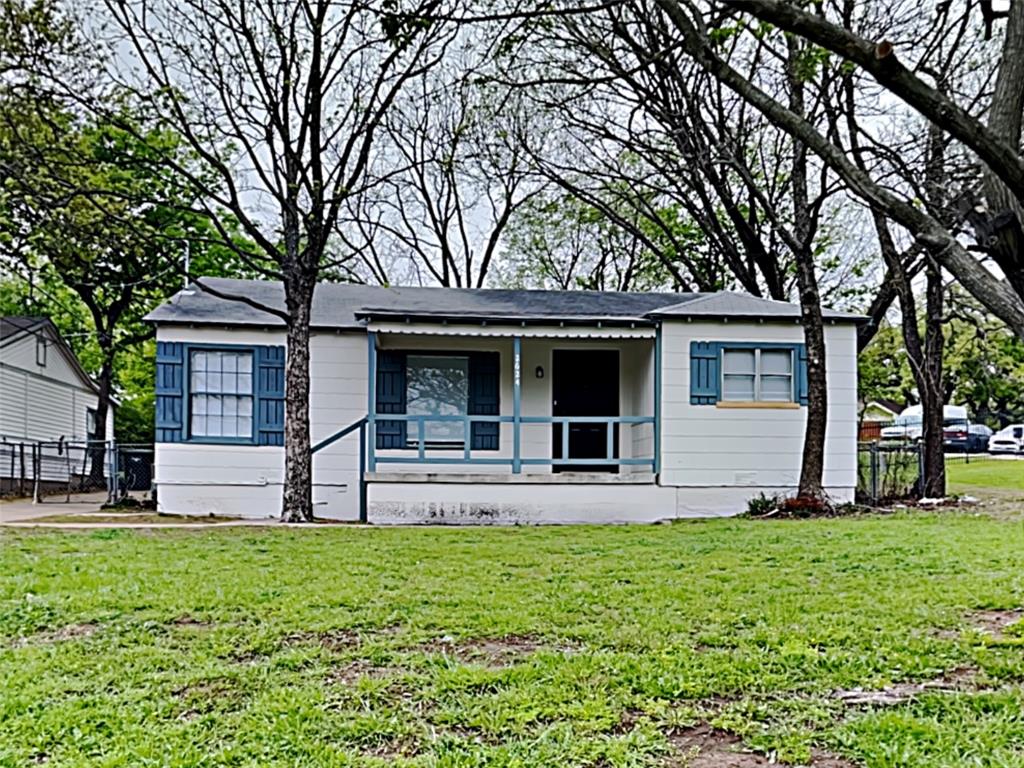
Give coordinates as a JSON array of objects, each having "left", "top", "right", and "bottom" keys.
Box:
[
  {"left": 513, "top": 335, "right": 522, "bottom": 473},
  {"left": 654, "top": 324, "right": 662, "bottom": 477},
  {"left": 366, "top": 330, "right": 377, "bottom": 472}
]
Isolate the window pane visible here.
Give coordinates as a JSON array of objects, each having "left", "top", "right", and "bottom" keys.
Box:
[
  {"left": 723, "top": 374, "right": 755, "bottom": 401},
  {"left": 206, "top": 414, "right": 223, "bottom": 437},
  {"left": 761, "top": 349, "right": 792, "bottom": 375},
  {"left": 723, "top": 349, "right": 756, "bottom": 375},
  {"left": 406, "top": 355, "right": 469, "bottom": 442},
  {"left": 760, "top": 375, "right": 792, "bottom": 401},
  {"left": 189, "top": 351, "right": 254, "bottom": 438}
]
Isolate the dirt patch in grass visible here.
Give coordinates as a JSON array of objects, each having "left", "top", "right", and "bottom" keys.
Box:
[
  {"left": 413, "top": 633, "right": 549, "bottom": 668},
  {"left": 665, "top": 724, "right": 854, "bottom": 767},
  {"left": 361, "top": 736, "right": 420, "bottom": 760},
  {"left": 324, "top": 659, "right": 394, "bottom": 686},
  {"left": 284, "top": 628, "right": 363, "bottom": 652},
  {"left": 11, "top": 622, "right": 98, "bottom": 648},
  {"left": 970, "top": 608, "right": 1023, "bottom": 640},
  {"left": 26, "top": 513, "right": 241, "bottom": 525},
  {"left": 173, "top": 678, "right": 243, "bottom": 719},
  {"left": 171, "top": 615, "right": 213, "bottom": 629},
  {"left": 833, "top": 666, "right": 986, "bottom": 707}
]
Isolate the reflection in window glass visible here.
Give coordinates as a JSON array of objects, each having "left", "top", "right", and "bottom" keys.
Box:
[{"left": 406, "top": 355, "right": 469, "bottom": 443}]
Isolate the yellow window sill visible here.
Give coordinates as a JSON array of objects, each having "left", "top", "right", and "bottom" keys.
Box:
[{"left": 715, "top": 401, "right": 801, "bottom": 410}]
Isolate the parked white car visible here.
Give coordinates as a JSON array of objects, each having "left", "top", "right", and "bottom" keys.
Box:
[
  {"left": 988, "top": 424, "right": 1024, "bottom": 454},
  {"left": 880, "top": 404, "right": 968, "bottom": 443}
]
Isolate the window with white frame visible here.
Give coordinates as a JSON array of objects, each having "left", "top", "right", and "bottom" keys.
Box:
[
  {"left": 406, "top": 354, "right": 469, "bottom": 444},
  {"left": 189, "top": 350, "right": 254, "bottom": 438},
  {"left": 36, "top": 337, "right": 47, "bottom": 367},
  {"left": 721, "top": 347, "right": 794, "bottom": 402}
]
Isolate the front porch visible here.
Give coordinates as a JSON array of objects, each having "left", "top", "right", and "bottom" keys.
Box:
[{"left": 364, "top": 324, "right": 663, "bottom": 478}]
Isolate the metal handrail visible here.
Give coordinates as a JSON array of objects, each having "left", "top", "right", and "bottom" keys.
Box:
[{"left": 311, "top": 415, "right": 369, "bottom": 522}]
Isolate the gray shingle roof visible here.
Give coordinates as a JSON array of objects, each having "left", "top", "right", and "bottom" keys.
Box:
[
  {"left": 0, "top": 315, "right": 48, "bottom": 341},
  {"left": 647, "top": 292, "right": 864, "bottom": 321},
  {"left": 144, "top": 278, "right": 862, "bottom": 328}
]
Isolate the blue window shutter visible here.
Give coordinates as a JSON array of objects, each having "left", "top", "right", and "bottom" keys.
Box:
[
  {"left": 155, "top": 342, "right": 185, "bottom": 442},
  {"left": 376, "top": 351, "right": 406, "bottom": 449},
  {"left": 256, "top": 346, "right": 286, "bottom": 446},
  {"left": 690, "top": 341, "right": 720, "bottom": 405},
  {"left": 796, "top": 344, "right": 809, "bottom": 406},
  {"left": 469, "top": 352, "right": 500, "bottom": 450}
]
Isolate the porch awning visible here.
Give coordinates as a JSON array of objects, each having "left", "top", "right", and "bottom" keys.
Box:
[{"left": 366, "top": 321, "right": 656, "bottom": 339}]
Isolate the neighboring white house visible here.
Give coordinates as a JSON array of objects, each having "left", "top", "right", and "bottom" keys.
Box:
[
  {"left": 146, "top": 279, "right": 861, "bottom": 523},
  {"left": 0, "top": 316, "right": 115, "bottom": 495},
  {"left": 0, "top": 316, "right": 114, "bottom": 444}
]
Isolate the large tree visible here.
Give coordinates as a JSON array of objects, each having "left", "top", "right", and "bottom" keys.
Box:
[
  {"left": 649, "top": 0, "right": 1024, "bottom": 336},
  {"left": 71, "top": 0, "right": 463, "bottom": 521}
]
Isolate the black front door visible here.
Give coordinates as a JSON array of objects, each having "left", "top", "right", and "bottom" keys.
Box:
[{"left": 552, "top": 349, "right": 619, "bottom": 472}]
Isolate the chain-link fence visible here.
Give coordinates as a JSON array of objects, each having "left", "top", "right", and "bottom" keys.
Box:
[
  {"left": 0, "top": 440, "right": 154, "bottom": 503},
  {"left": 857, "top": 442, "right": 921, "bottom": 504}
]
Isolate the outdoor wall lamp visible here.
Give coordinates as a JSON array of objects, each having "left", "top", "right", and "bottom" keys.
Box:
[{"left": 535, "top": 366, "right": 545, "bottom": 379}]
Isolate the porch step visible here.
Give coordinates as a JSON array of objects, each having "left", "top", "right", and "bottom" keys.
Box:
[{"left": 365, "top": 471, "right": 656, "bottom": 485}]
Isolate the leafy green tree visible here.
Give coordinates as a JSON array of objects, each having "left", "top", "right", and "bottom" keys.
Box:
[{"left": 0, "top": 108, "right": 254, "bottom": 456}]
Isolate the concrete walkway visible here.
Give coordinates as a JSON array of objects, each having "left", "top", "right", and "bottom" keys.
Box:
[{"left": 0, "top": 492, "right": 108, "bottom": 523}]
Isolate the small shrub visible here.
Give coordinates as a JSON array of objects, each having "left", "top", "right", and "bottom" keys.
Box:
[
  {"left": 779, "top": 495, "right": 831, "bottom": 518},
  {"left": 744, "top": 493, "right": 782, "bottom": 517}
]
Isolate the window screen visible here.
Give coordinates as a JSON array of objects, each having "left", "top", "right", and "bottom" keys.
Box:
[
  {"left": 189, "top": 350, "right": 254, "bottom": 438},
  {"left": 722, "top": 347, "right": 794, "bottom": 402}
]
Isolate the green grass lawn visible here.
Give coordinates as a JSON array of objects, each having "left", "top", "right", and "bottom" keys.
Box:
[
  {"left": 947, "top": 458, "right": 1024, "bottom": 494},
  {"left": 2, "top": 517, "right": 1023, "bottom": 767}
]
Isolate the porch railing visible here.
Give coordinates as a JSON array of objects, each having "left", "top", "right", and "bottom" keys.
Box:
[{"left": 367, "top": 414, "right": 656, "bottom": 472}]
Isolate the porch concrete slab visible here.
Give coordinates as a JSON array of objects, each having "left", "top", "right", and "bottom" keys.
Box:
[
  {"left": 0, "top": 492, "right": 108, "bottom": 522},
  {"left": 365, "top": 472, "right": 656, "bottom": 484}
]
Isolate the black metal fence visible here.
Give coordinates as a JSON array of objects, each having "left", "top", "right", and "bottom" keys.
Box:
[{"left": 0, "top": 440, "right": 154, "bottom": 503}]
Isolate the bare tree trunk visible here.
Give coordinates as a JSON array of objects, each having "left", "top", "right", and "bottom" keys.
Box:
[
  {"left": 787, "top": 35, "right": 827, "bottom": 500},
  {"left": 281, "top": 277, "right": 315, "bottom": 522},
  {"left": 919, "top": 262, "right": 946, "bottom": 497},
  {"left": 88, "top": 348, "right": 114, "bottom": 491}
]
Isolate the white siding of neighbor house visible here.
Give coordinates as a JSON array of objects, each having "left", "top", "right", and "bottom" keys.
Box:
[
  {"left": 658, "top": 319, "right": 857, "bottom": 502},
  {"left": 0, "top": 332, "right": 112, "bottom": 444},
  {"left": 154, "top": 318, "right": 858, "bottom": 521}
]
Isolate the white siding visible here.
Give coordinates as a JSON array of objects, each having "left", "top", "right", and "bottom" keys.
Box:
[
  {"left": 659, "top": 320, "right": 857, "bottom": 500},
  {"left": 154, "top": 318, "right": 859, "bottom": 520},
  {"left": 0, "top": 333, "right": 109, "bottom": 444},
  {"left": 155, "top": 326, "right": 365, "bottom": 520}
]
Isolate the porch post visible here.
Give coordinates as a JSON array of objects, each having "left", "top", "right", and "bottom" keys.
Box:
[
  {"left": 366, "top": 331, "right": 377, "bottom": 473},
  {"left": 654, "top": 323, "right": 662, "bottom": 478},
  {"left": 513, "top": 335, "right": 522, "bottom": 473}
]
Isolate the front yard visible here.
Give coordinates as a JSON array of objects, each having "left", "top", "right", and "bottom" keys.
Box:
[{"left": 1, "top": 514, "right": 1022, "bottom": 767}]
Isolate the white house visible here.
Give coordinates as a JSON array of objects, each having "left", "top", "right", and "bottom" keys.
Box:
[
  {"left": 146, "top": 279, "right": 861, "bottom": 523},
  {"left": 0, "top": 316, "right": 115, "bottom": 495},
  {"left": 0, "top": 316, "right": 114, "bottom": 444}
]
